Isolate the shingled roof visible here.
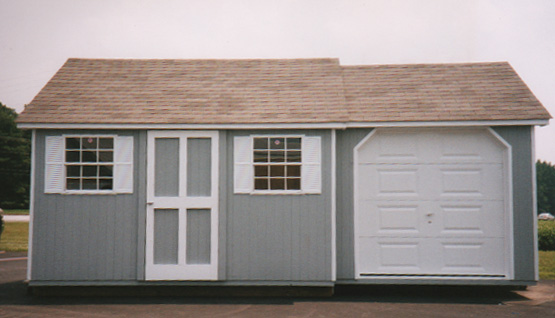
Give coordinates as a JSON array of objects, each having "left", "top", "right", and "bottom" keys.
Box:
[
  {"left": 343, "top": 62, "right": 550, "bottom": 122},
  {"left": 17, "top": 58, "right": 551, "bottom": 126}
]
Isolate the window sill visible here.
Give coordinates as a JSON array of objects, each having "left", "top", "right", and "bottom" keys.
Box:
[
  {"left": 249, "top": 190, "right": 312, "bottom": 195},
  {"left": 60, "top": 190, "right": 119, "bottom": 195}
]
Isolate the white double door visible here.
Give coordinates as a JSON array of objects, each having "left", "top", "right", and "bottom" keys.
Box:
[{"left": 145, "top": 131, "right": 218, "bottom": 280}]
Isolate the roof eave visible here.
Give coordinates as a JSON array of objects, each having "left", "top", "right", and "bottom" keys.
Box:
[{"left": 16, "top": 119, "right": 550, "bottom": 130}]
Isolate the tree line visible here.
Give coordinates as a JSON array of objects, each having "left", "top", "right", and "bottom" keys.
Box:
[{"left": 0, "top": 102, "right": 31, "bottom": 209}]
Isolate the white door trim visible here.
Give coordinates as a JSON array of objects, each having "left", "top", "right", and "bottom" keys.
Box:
[{"left": 145, "top": 130, "right": 219, "bottom": 280}]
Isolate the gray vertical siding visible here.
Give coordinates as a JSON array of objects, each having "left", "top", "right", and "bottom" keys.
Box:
[
  {"left": 186, "top": 209, "right": 211, "bottom": 264},
  {"left": 31, "top": 130, "right": 144, "bottom": 281},
  {"left": 225, "top": 130, "right": 332, "bottom": 281},
  {"left": 153, "top": 209, "right": 179, "bottom": 264},
  {"left": 335, "top": 128, "right": 373, "bottom": 280},
  {"left": 31, "top": 126, "right": 534, "bottom": 284},
  {"left": 187, "top": 138, "right": 212, "bottom": 197},
  {"left": 493, "top": 126, "right": 535, "bottom": 281},
  {"left": 335, "top": 127, "right": 537, "bottom": 282}
]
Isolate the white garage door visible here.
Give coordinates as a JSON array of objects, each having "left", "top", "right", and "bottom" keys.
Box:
[{"left": 354, "top": 128, "right": 512, "bottom": 279}]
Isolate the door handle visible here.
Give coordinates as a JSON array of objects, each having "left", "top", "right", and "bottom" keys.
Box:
[
  {"left": 426, "top": 213, "right": 434, "bottom": 217},
  {"left": 147, "top": 201, "right": 154, "bottom": 206}
]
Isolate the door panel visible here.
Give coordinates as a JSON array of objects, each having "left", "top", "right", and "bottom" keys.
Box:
[{"left": 145, "top": 131, "right": 218, "bottom": 280}]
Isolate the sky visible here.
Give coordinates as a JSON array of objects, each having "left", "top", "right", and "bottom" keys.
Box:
[{"left": 1, "top": 0, "right": 554, "bottom": 162}]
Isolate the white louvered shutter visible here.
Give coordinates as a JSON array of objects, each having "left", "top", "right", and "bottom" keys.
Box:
[
  {"left": 234, "top": 136, "right": 253, "bottom": 193},
  {"left": 114, "top": 136, "right": 134, "bottom": 193},
  {"left": 44, "top": 136, "right": 65, "bottom": 193},
  {"left": 301, "top": 136, "right": 322, "bottom": 194}
]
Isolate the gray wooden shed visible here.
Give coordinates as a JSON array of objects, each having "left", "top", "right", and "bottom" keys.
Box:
[{"left": 17, "top": 58, "right": 551, "bottom": 289}]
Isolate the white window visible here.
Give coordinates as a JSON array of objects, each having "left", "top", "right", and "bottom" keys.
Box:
[
  {"left": 234, "top": 135, "right": 321, "bottom": 194},
  {"left": 45, "top": 135, "right": 133, "bottom": 194},
  {"left": 65, "top": 136, "right": 114, "bottom": 190}
]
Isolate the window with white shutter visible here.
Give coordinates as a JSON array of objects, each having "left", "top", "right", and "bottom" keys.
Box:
[
  {"left": 44, "top": 135, "right": 134, "bottom": 194},
  {"left": 233, "top": 135, "right": 321, "bottom": 194}
]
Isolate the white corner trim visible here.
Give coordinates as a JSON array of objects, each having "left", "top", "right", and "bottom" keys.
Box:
[
  {"left": 26, "top": 130, "right": 36, "bottom": 281},
  {"left": 331, "top": 129, "right": 337, "bottom": 281},
  {"left": 487, "top": 127, "right": 515, "bottom": 280},
  {"left": 16, "top": 119, "right": 549, "bottom": 130},
  {"left": 531, "top": 127, "right": 539, "bottom": 281}
]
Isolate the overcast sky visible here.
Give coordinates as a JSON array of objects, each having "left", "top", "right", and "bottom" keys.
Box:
[{"left": 1, "top": 0, "right": 554, "bottom": 162}]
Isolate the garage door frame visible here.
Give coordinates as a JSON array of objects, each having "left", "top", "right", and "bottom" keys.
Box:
[{"left": 353, "top": 127, "right": 514, "bottom": 280}]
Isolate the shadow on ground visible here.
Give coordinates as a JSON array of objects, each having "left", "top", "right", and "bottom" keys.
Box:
[{"left": 0, "top": 280, "right": 533, "bottom": 306}]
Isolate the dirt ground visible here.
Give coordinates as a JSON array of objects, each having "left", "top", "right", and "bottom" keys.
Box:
[{"left": 1, "top": 252, "right": 554, "bottom": 317}]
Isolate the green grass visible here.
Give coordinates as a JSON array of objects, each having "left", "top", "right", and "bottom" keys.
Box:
[
  {"left": 539, "top": 251, "right": 555, "bottom": 279},
  {"left": 0, "top": 222, "right": 29, "bottom": 252},
  {"left": 2, "top": 209, "right": 29, "bottom": 215}
]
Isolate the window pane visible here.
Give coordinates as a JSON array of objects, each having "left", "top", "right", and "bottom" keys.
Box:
[
  {"left": 270, "top": 178, "right": 285, "bottom": 190},
  {"left": 82, "top": 137, "right": 98, "bottom": 149},
  {"left": 287, "top": 178, "right": 301, "bottom": 190},
  {"left": 99, "top": 138, "right": 113, "bottom": 149},
  {"left": 287, "top": 151, "right": 301, "bottom": 162},
  {"left": 67, "top": 178, "right": 80, "bottom": 190},
  {"left": 83, "top": 166, "right": 98, "bottom": 177},
  {"left": 254, "top": 165, "right": 268, "bottom": 177},
  {"left": 253, "top": 138, "right": 268, "bottom": 150},
  {"left": 287, "top": 165, "right": 301, "bottom": 177},
  {"left": 66, "top": 138, "right": 80, "bottom": 149},
  {"left": 270, "top": 138, "right": 285, "bottom": 150},
  {"left": 99, "top": 165, "right": 113, "bottom": 177},
  {"left": 67, "top": 165, "right": 81, "bottom": 177},
  {"left": 270, "top": 165, "right": 285, "bottom": 177},
  {"left": 82, "top": 178, "right": 97, "bottom": 190},
  {"left": 98, "top": 151, "right": 113, "bottom": 163},
  {"left": 254, "top": 178, "right": 269, "bottom": 190},
  {"left": 254, "top": 151, "right": 268, "bottom": 163},
  {"left": 287, "top": 138, "right": 301, "bottom": 150},
  {"left": 82, "top": 151, "right": 97, "bottom": 162},
  {"left": 66, "top": 151, "right": 80, "bottom": 162},
  {"left": 99, "top": 178, "right": 113, "bottom": 190},
  {"left": 270, "top": 151, "right": 285, "bottom": 162}
]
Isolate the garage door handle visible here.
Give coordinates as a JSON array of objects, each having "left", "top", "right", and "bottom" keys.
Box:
[{"left": 426, "top": 213, "right": 434, "bottom": 217}]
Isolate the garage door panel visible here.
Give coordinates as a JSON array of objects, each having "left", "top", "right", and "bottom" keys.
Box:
[
  {"left": 359, "top": 164, "right": 504, "bottom": 202},
  {"left": 357, "top": 202, "right": 425, "bottom": 236},
  {"left": 357, "top": 165, "right": 421, "bottom": 201},
  {"left": 358, "top": 131, "right": 420, "bottom": 164},
  {"left": 359, "top": 238, "right": 506, "bottom": 276},
  {"left": 438, "top": 238, "right": 506, "bottom": 275},
  {"left": 437, "top": 164, "right": 504, "bottom": 200},
  {"left": 438, "top": 201, "right": 505, "bottom": 237},
  {"left": 358, "top": 238, "right": 423, "bottom": 274},
  {"left": 439, "top": 130, "right": 505, "bottom": 164}
]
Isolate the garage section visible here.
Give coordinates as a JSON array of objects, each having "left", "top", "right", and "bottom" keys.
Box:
[{"left": 354, "top": 128, "right": 512, "bottom": 279}]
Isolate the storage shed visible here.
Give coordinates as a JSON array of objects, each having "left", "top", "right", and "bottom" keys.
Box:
[{"left": 17, "top": 58, "right": 551, "bottom": 289}]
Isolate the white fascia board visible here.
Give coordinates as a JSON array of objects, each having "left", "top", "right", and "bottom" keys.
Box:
[
  {"left": 17, "top": 119, "right": 549, "bottom": 130},
  {"left": 16, "top": 123, "right": 347, "bottom": 130},
  {"left": 345, "top": 119, "right": 549, "bottom": 128}
]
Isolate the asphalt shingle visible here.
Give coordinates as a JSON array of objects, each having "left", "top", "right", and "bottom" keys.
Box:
[{"left": 17, "top": 59, "right": 551, "bottom": 125}]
